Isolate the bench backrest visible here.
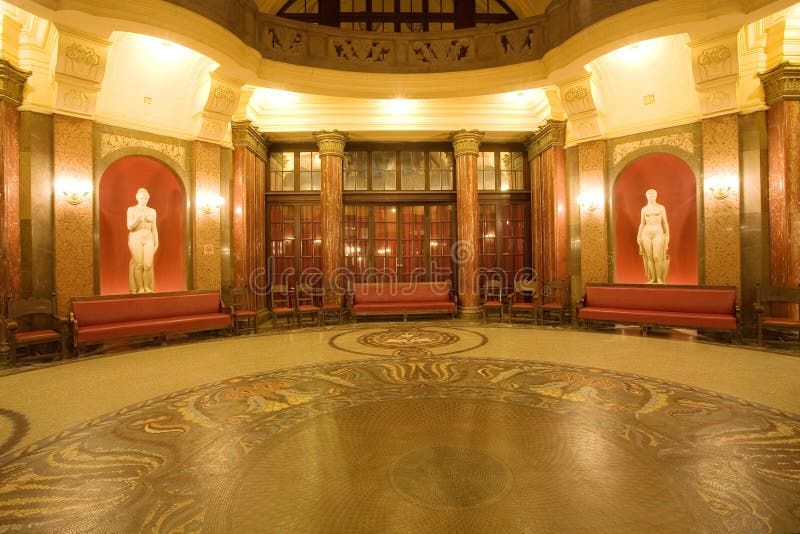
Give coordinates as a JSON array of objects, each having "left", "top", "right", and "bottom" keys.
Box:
[
  {"left": 353, "top": 281, "right": 451, "bottom": 304},
  {"left": 72, "top": 292, "right": 222, "bottom": 326},
  {"left": 585, "top": 285, "right": 736, "bottom": 315}
]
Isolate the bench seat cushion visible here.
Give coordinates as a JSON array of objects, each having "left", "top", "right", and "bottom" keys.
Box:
[
  {"left": 77, "top": 313, "right": 231, "bottom": 343},
  {"left": 353, "top": 301, "right": 455, "bottom": 314},
  {"left": 14, "top": 330, "right": 61, "bottom": 343},
  {"left": 579, "top": 307, "right": 736, "bottom": 329},
  {"left": 761, "top": 316, "right": 800, "bottom": 327}
]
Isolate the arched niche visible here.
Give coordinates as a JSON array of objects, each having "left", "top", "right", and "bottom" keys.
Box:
[
  {"left": 99, "top": 156, "right": 186, "bottom": 295},
  {"left": 613, "top": 153, "right": 698, "bottom": 285}
]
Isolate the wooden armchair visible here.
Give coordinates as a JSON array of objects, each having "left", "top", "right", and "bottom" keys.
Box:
[
  {"left": 481, "top": 279, "right": 506, "bottom": 323},
  {"left": 754, "top": 282, "right": 800, "bottom": 346},
  {"left": 4, "top": 294, "right": 68, "bottom": 366},
  {"left": 508, "top": 279, "right": 538, "bottom": 324},
  {"left": 296, "top": 283, "right": 322, "bottom": 327},
  {"left": 270, "top": 284, "right": 295, "bottom": 329},
  {"left": 320, "top": 281, "right": 347, "bottom": 325},
  {"left": 539, "top": 280, "right": 570, "bottom": 326},
  {"left": 225, "top": 286, "right": 258, "bottom": 335}
]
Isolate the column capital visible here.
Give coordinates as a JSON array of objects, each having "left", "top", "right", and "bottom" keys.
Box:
[
  {"left": 231, "top": 120, "right": 270, "bottom": 160},
  {"left": 449, "top": 129, "right": 484, "bottom": 157},
  {"left": 525, "top": 119, "right": 567, "bottom": 160},
  {"left": 0, "top": 59, "right": 31, "bottom": 106},
  {"left": 759, "top": 62, "right": 800, "bottom": 106},
  {"left": 314, "top": 130, "right": 349, "bottom": 157}
]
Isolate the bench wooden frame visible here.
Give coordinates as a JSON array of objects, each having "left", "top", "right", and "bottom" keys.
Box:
[
  {"left": 70, "top": 290, "right": 233, "bottom": 354},
  {"left": 576, "top": 283, "right": 740, "bottom": 342},
  {"left": 754, "top": 282, "right": 800, "bottom": 347},
  {"left": 350, "top": 281, "right": 457, "bottom": 321}
]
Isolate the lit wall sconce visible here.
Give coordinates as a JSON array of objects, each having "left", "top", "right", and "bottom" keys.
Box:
[
  {"left": 56, "top": 180, "right": 91, "bottom": 205},
  {"left": 705, "top": 175, "right": 735, "bottom": 200},
  {"left": 198, "top": 193, "right": 224, "bottom": 215},
  {"left": 577, "top": 191, "right": 603, "bottom": 212}
]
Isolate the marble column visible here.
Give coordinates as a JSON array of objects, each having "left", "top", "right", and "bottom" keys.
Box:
[
  {"left": 0, "top": 59, "right": 30, "bottom": 358},
  {"left": 450, "top": 129, "right": 483, "bottom": 318},
  {"left": 527, "top": 120, "right": 568, "bottom": 285},
  {"left": 759, "top": 63, "right": 800, "bottom": 317},
  {"left": 314, "top": 130, "right": 348, "bottom": 290},
  {"left": 232, "top": 121, "right": 269, "bottom": 311}
]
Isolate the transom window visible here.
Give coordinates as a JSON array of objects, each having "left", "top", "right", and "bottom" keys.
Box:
[
  {"left": 270, "top": 151, "right": 321, "bottom": 192},
  {"left": 278, "top": 0, "right": 516, "bottom": 32},
  {"left": 344, "top": 149, "right": 454, "bottom": 191},
  {"left": 477, "top": 151, "right": 527, "bottom": 191}
]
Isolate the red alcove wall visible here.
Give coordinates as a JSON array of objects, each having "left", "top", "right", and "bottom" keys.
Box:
[
  {"left": 613, "top": 153, "right": 698, "bottom": 285},
  {"left": 99, "top": 156, "right": 186, "bottom": 295}
]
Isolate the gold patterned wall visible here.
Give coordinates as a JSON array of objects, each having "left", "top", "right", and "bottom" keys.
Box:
[
  {"left": 53, "top": 115, "right": 94, "bottom": 315},
  {"left": 577, "top": 140, "right": 607, "bottom": 288},
  {"left": 193, "top": 141, "right": 222, "bottom": 290},
  {"left": 702, "top": 114, "right": 741, "bottom": 290}
]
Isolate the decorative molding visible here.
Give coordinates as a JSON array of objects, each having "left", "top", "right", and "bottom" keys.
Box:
[
  {"left": 99, "top": 132, "right": 187, "bottom": 170},
  {"left": 263, "top": 25, "right": 305, "bottom": 56},
  {"left": 497, "top": 27, "right": 537, "bottom": 57},
  {"left": 232, "top": 121, "right": 270, "bottom": 160},
  {"left": 0, "top": 59, "right": 31, "bottom": 105},
  {"left": 331, "top": 38, "right": 393, "bottom": 64},
  {"left": 449, "top": 129, "right": 484, "bottom": 157},
  {"left": 759, "top": 62, "right": 800, "bottom": 106},
  {"left": 411, "top": 38, "right": 473, "bottom": 64},
  {"left": 525, "top": 120, "right": 567, "bottom": 159},
  {"left": 611, "top": 131, "right": 695, "bottom": 167},
  {"left": 314, "top": 130, "right": 349, "bottom": 158}
]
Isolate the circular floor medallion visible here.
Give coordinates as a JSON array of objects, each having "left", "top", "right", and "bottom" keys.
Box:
[{"left": 330, "top": 324, "right": 487, "bottom": 357}]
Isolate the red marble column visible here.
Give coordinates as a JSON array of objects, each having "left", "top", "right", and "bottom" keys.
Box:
[
  {"left": 231, "top": 121, "right": 269, "bottom": 311},
  {"left": 527, "top": 121, "right": 568, "bottom": 285},
  {"left": 0, "top": 61, "right": 31, "bottom": 357},
  {"left": 451, "top": 130, "right": 483, "bottom": 317},
  {"left": 760, "top": 64, "right": 800, "bottom": 318},
  {"left": 314, "top": 130, "right": 348, "bottom": 288}
]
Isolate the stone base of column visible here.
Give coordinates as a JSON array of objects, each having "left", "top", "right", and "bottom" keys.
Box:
[{"left": 457, "top": 306, "right": 482, "bottom": 320}]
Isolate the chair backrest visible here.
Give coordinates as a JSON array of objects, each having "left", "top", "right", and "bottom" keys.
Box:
[
  {"left": 543, "top": 280, "right": 568, "bottom": 305},
  {"left": 230, "top": 287, "right": 254, "bottom": 311},
  {"left": 321, "top": 281, "right": 346, "bottom": 306},
  {"left": 270, "top": 284, "right": 293, "bottom": 309},
  {"left": 482, "top": 279, "right": 504, "bottom": 302},
  {"left": 9, "top": 295, "right": 57, "bottom": 319},
  {"left": 296, "top": 283, "right": 320, "bottom": 307},
  {"left": 512, "top": 279, "right": 538, "bottom": 303}
]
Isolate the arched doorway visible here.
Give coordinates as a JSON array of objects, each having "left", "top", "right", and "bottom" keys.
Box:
[
  {"left": 613, "top": 153, "right": 698, "bottom": 285},
  {"left": 99, "top": 156, "right": 186, "bottom": 294}
]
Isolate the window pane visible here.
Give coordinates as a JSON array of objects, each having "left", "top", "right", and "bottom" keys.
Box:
[
  {"left": 297, "top": 151, "right": 321, "bottom": 191},
  {"left": 500, "top": 151, "right": 524, "bottom": 190},
  {"left": 344, "top": 205, "right": 369, "bottom": 276},
  {"left": 270, "top": 205, "right": 296, "bottom": 286},
  {"left": 477, "top": 152, "right": 496, "bottom": 190},
  {"left": 270, "top": 152, "right": 294, "bottom": 191},
  {"left": 429, "top": 151, "right": 453, "bottom": 190},
  {"left": 400, "top": 151, "right": 425, "bottom": 190},
  {"left": 344, "top": 151, "right": 368, "bottom": 190},
  {"left": 372, "top": 151, "right": 396, "bottom": 190}
]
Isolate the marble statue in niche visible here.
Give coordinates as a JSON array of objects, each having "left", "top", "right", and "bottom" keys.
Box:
[
  {"left": 637, "top": 189, "right": 670, "bottom": 284},
  {"left": 127, "top": 188, "right": 159, "bottom": 293}
]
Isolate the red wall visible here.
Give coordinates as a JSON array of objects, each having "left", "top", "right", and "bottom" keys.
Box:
[
  {"left": 614, "top": 153, "right": 698, "bottom": 285},
  {"left": 99, "top": 156, "right": 185, "bottom": 295}
]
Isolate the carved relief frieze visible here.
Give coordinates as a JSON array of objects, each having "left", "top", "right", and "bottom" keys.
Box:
[
  {"left": 759, "top": 62, "right": 800, "bottom": 106},
  {"left": 100, "top": 133, "right": 187, "bottom": 170},
  {"left": 64, "top": 43, "right": 101, "bottom": 79},
  {"left": 697, "top": 45, "right": 733, "bottom": 82},
  {"left": 331, "top": 38, "right": 392, "bottom": 63},
  {"left": 498, "top": 27, "right": 538, "bottom": 57},
  {"left": 263, "top": 26, "right": 304, "bottom": 56},
  {"left": 411, "top": 38, "right": 473, "bottom": 64},
  {"left": 611, "top": 132, "right": 695, "bottom": 167}
]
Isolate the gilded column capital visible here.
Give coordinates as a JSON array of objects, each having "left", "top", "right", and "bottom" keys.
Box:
[
  {"left": 0, "top": 59, "right": 31, "bottom": 106},
  {"left": 449, "top": 129, "right": 484, "bottom": 157},
  {"left": 314, "top": 130, "right": 349, "bottom": 158},
  {"left": 525, "top": 119, "right": 567, "bottom": 160},
  {"left": 231, "top": 120, "right": 270, "bottom": 160},
  {"left": 759, "top": 62, "right": 800, "bottom": 106}
]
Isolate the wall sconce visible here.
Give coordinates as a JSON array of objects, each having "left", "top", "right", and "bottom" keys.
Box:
[
  {"left": 56, "top": 181, "right": 91, "bottom": 205},
  {"left": 577, "top": 191, "right": 603, "bottom": 212},
  {"left": 198, "top": 194, "right": 224, "bottom": 215},
  {"left": 706, "top": 175, "right": 735, "bottom": 200}
]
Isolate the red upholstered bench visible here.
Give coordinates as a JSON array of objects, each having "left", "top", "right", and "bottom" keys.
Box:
[
  {"left": 576, "top": 284, "right": 739, "bottom": 342},
  {"left": 70, "top": 291, "right": 233, "bottom": 353},
  {"left": 350, "top": 281, "right": 457, "bottom": 321}
]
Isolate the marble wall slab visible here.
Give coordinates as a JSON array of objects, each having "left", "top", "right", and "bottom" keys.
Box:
[
  {"left": 193, "top": 141, "right": 222, "bottom": 291},
  {"left": 578, "top": 140, "right": 607, "bottom": 289}
]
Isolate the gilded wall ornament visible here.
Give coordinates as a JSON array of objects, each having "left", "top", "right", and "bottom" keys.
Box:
[
  {"left": 611, "top": 132, "right": 695, "bottom": 167},
  {"left": 100, "top": 133, "right": 187, "bottom": 170}
]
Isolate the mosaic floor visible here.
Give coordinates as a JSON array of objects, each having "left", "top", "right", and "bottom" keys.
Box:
[{"left": 0, "top": 324, "right": 799, "bottom": 532}]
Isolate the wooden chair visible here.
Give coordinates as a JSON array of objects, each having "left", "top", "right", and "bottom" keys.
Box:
[
  {"left": 4, "top": 294, "right": 68, "bottom": 366},
  {"left": 320, "top": 281, "right": 347, "bottom": 325},
  {"left": 296, "top": 282, "right": 322, "bottom": 327},
  {"left": 270, "top": 284, "right": 295, "bottom": 329},
  {"left": 481, "top": 278, "right": 506, "bottom": 323},
  {"left": 539, "top": 280, "right": 569, "bottom": 326},
  {"left": 226, "top": 286, "right": 258, "bottom": 335},
  {"left": 508, "top": 279, "right": 538, "bottom": 324},
  {"left": 754, "top": 282, "right": 800, "bottom": 346}
]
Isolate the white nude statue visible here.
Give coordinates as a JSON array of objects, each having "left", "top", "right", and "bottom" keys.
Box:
[
  {"left": 636, "top": 188, "right": 670, "bottom": 284},
  {"left": 127, "top": 188, "right": 159, "bottom": 293}
]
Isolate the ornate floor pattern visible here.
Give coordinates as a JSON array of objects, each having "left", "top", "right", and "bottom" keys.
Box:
[{"left": 0, "top": 330, "right": 799, "bottom": 532}]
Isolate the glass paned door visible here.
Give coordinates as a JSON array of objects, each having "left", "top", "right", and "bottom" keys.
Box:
[{"left": 399, "top": 205, "right": 425, "bottom": 282}]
